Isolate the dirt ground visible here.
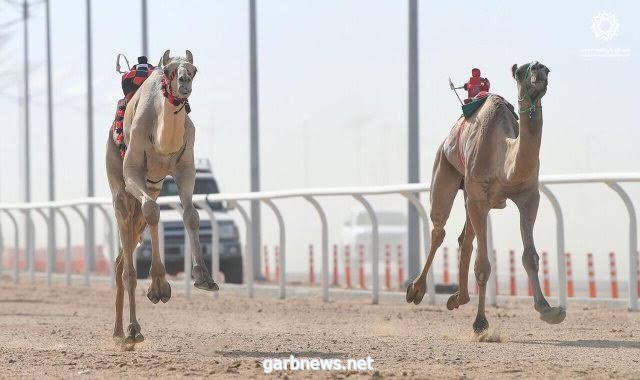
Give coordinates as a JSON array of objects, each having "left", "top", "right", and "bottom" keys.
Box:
[{"left": 0, "top": 278, "right": 639, "bottom": 379}]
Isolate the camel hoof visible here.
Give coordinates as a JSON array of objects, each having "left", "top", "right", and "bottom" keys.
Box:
[
  {"left": 539, "top": 306, "right": 566, "bottom": 325},
  {"left": 124, "top": 332, "right": 144, "bottom": 344},
  {"left": 405, "top": 284, "right": 416, "bottom": 303},
  {"left": 159, "top": 280, "right": 172, "bottom": 303},
  {"left": 446, "top": 292, "right": 469, "bottom": 310},
  {"left": 192, "top": 265, "right": 219, "bottom": 291},
  {"left": 446, "top": 294, "right": 457, "bottom": 310},
  {"left": 125, "top": 323, "right": 143, "bottom": 345},
  {"left": 473, "top": 315, "right": 489, "bottom": 334},
  {"left": 194, "top": 276, "right": 219, "bottom": 291},
  {"left": 405, "top": 282, "right": 425, "bottom": 305},
  {"left": 147, "top": 291, "right": 160, "bottom": 304},
  {"left": 147, "top": 279, "right": 171, "bottom": 304}
]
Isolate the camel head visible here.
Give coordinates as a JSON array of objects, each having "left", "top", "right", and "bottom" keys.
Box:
[
  {"left": 160, "top": 49, "right": 198, "bottom": 99},
  {"left": 511, "top": 61, "right": 550, "bottom": 102}
]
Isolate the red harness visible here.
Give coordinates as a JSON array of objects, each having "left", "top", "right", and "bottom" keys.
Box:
[
  {"left": 161, "top": 69, "right": 190, "bottom": 114},
  {"left": 111, "top": 66, "right": 193, "bottom": 158}
]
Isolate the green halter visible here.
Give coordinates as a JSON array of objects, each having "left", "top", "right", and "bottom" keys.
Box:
[{"left": 518, "top": 61, "right": 542, "bottom": 120}]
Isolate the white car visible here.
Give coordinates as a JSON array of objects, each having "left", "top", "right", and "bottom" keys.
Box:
[{"left": 341, "top": 210, "right": 407, "bottom": 261}]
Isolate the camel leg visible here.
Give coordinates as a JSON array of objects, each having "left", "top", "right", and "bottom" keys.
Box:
[
  {"left": 146, "top": 222, "right": 171, "bottom": 304},
  {"left": 113, "top": 189, "right": 145, "bottom": 345},
  {"left": 107, "top": 134, "right": 128, "bottom": 344},
  {"left": 447, "top": 208, "right": 474, "bottom": 310},
  {"left": 113, "top": 249, "right": 124, "bottom": 341},
  {"left": 113, "top": 187, "right": 144, "bottom": 344},
  {"left": 173, "top": 163, "right": 219, "bottom": 291},
  {"left": 123, "top": 155, "right": 174, "bottom": 304},
  {"left": 466, "top": 198, "right": 490, "bottom": 333},
  {"left": 120, "top": 221, "right": 144, "bottom": 345},
  {"left": 406, "top": 148, "right": 462, "bottom": 304},
  {"left": 123, "top": 142, "right": 161, "bottom": 231},
  {"left": 513, "top": 190, "right": 566, "bottom": 324}
]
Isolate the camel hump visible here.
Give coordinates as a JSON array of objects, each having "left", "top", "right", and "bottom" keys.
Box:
[
  {"left": 476, "top": 94, "right": 519, "bottom": 137},
  {"left": 485, "top": 94, "right": 518, "bottom": 118}
]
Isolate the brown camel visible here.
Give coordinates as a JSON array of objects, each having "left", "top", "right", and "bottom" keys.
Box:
[
  {"left": 106, "top": 50, "right": 218, "bottom": 347},
  {"left": 406, "top": 61, "right": 566, "bottom": 333}
]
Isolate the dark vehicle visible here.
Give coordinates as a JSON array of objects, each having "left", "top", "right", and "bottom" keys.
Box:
[{"left": 136, "top": 159, "right": 243, "bottom": 283}]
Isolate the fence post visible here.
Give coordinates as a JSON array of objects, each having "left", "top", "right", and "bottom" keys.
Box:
[
  {"left": 539, "top": 185, "right": 567, "bottom": 308},
  {"left": 587, "top": 253, "right": 596, "bottom": 298},
  {"left": 230, "top": 200, "right": 254, "bottom": 298},
  {"left": 344, "top": 245, "right": 351, "bottom": 288},
  {"left": 263, "top": 245, "right": 270, "bottom": 282},
  {"left": 358, "top": 244, "right": 365, "bottom": 289},
  {"left": 443, "top": 247, "right": 449, "bottom": 285},
  {"left": 353, "top": 195, "right": 379, "bottom": 304},
  {"left": 397, "top": 244, "right": 404, "bottom": 290},
  {"left": 509, "top": 249, "right": 516, "bottom": 296},
  {"left": 605, "top": 182, "right": 637, "bottom": 310},
  {"left": 262, "top": 199, "right": 287, "bottom": 300},
  {"left": 2, "top": 211, "right": 20, "bottom": 284},
  {"left": 95, "top": 204, "right": 116, "bottom": 289},
  {"left": 566, "top": 253, "right": 574, "bottom": 297},
  {"left": 23, "top": 214, "right": 36, "bottom": 285},
  {"left": 385, "top": 244, "right": 391, "bottom": 290},
  {"left": 309, "top": 244, "right": 314, "bottom": 286},
  {"left": 542, "top": 251, "right": 550, "bottom": 297},
  {"left": 274, "top": 245, "right": 280, "bottom": 284},
  {"left": 332, "top": 244, "right": 339, "bottom": 286},
  {"left": 609, "top": 252, "right": 619, "bottom": 299},
  {"left": 69, "top": 206, "right": 90, "bottom": 287},
  {"left": 304, "top": 195, "right": 329, "bottom": 302},
  {"left": 33, "top": 209, "right": 53, "bottom": 286},
  {"left": 0, "top": 219, "right": 3, "bottom": 280}
]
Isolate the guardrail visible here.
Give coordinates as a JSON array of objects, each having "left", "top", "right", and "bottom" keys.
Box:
[{"left": 0, "top": 173, "right": 638, "bottom": 310}]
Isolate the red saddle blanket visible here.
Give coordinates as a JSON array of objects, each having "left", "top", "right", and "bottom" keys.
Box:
[{"left": 111, "top": 64, "right": 155, "bottom": 158}]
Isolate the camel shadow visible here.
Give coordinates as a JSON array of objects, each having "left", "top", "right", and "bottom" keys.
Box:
[
  {"left": 0, "top": 312, "right": 69, "bottom": 317},
  {"left": 216, "top": 350, "right": 345, "bottom": 359},
  {"left": 0, "top": 299, "right": 48, "bottom": 304},
  {"left": 512, "top": 339, "right": 640, "bottom": 349}
]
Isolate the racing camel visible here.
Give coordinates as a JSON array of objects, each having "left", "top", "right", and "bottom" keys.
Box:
[
  {"left": 406, "top": 62, "right": 566, "bottom": 333},
  {"left": 106, "top": 50, "right": 218, "bottom": 346}
]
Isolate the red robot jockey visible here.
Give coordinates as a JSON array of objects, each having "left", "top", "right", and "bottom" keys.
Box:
[{"left": 451, "top": 68, "right": 490, "bottom": 104}]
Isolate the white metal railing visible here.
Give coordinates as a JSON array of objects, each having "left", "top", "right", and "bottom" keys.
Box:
[{"left": 0, "top": 173, "right": 638, "bottom": 310}]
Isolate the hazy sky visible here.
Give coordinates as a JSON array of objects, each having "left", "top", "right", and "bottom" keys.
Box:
[{"left": 0, "top": 0, "right": 639, "bottom": 285}]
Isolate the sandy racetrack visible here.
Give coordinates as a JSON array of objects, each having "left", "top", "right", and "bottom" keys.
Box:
[{"left": 1, "top": 278, "right": 639, "bottom": 379}]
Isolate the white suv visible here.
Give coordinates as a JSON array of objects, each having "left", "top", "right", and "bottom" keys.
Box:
[
  {"left": 136, "top": 159, "right": 243, "bottom": 283},
  {"left": 341, "top": 210, "right": 407, "bottom": 260}
]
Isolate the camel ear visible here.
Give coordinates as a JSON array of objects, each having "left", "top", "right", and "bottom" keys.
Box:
[
  {"left": 512, "top": 63, "right": 527, "bottom": 80},
  {"left": 186, "top": 50, "right": 193, "bottom": 64},
  {"left": 162, "top": 50, "right": 171, "bottom": 66}
]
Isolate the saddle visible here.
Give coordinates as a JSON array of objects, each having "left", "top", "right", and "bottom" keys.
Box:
[
  {"left": 455, "top": 93, "right": 518, "bottom": 171},
  {"left": 461, "top": 92, "right": 518, "bottom": 120},
  {"left": 110, "top": 55, "right": 155, "bottom": 158}
]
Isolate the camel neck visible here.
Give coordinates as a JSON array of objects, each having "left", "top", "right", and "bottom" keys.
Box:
[
  {"left": 510, "top": 99, "right": 543, "bottom": 182},
  {"left": 156, "top": 99, "right": 186, "bottom": 155}
]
